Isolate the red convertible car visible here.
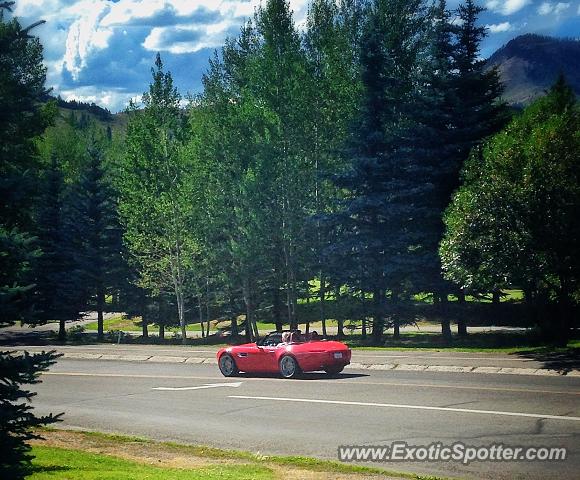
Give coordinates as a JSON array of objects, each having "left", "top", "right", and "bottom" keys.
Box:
[{"left": 217, "top": 331, "right": 351, "bottom": 378}]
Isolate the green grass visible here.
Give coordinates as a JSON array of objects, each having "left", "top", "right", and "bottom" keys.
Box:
[
  {"left": 31, "top": 430, "right": 447, "bottom": 480},
  {"left": 29, "top": 446, "right": 273, "bottom": 480},
  {"left": 84, "top": 316, "right": 341, "bottom": 333}
]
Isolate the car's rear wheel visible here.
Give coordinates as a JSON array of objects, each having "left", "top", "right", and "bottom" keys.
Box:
[
  {"left": 324, "top": 365, "right": 344, "bottom": 375},
  {"left": 279, "top": 355, "right": 300, "bottom": 378},
  {"left": 219, "top": 353, "right": 239, "bottom": 377}
]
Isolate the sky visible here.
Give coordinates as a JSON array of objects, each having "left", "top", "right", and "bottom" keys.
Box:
[{"left": 10, "top": 0, "right": 580, "bottom": 112}]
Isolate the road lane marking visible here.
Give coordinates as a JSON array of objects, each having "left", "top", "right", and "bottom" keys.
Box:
[
  {"left": 229, "top": 395, "right": 580, "bottom": 422},
  {"left": 43, "top": 372, "right": 226, "bottom": 380},
  {"left": 153, "top": 382, "right": 242, "bottom": 391},
  {"left": 41, "top": 372, "right": 580, "bottom": 396}
]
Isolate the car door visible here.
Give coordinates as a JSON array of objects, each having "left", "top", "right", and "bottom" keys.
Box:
[{"left": 234, "top": 343, "right": 277, "bottom": 372}]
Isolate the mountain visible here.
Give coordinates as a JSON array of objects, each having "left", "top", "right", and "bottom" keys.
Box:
[
  {"left": 487, "top": 34, "right": 580, "bottom": 107},
  {"left": 42, "top": 95, "right": 129, "bottom": 134}
]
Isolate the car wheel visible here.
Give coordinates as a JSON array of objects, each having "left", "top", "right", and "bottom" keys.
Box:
[
  {"left": 279, "top": 355, "right": 300, "bottom": 378},
  {"left": 324, "top": 365, "right": 344, "bottom": 375},
  {"left": 219, "top": 353, "right": 239, "bottom": 377}
]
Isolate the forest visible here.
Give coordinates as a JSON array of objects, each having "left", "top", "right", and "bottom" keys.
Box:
[{"left": 2, "top": 0, "right": 579, "bottom": 347}]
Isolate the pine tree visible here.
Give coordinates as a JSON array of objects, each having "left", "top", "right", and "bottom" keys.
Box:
[
  {"left": 33, "top": 155, "right": 83, "bottom": 339},
  {"left": 331, "top": 0, "right": 430, "bottom": 344},
  {"left": 453, "top": 0, "right": 509, "bottom": 168},
  {"left": 397, "top": 0, "right": 461, "bottom": 339},
  {"left": 0, "top": 350, "right": 63, "bottom": 479},
  {"left": 68, "top": 141, "right": 123, "bottom": 341},
  {"left": 304, "top": 0, "right": 364, "bottom": 337},
  {"left": 0, "top": 1, "right": 53, "bottom": 324},
  {"left": 0, "top": 6, "right": 63, "bottom": 478}
]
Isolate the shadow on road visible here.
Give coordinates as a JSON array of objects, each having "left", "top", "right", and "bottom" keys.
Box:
[
  {"left": 0, "top": 330, "right": 56, "bottom": 346},
  {"left": 237, "top": 372, "right": 370, "bottom": 381},
  {"left": 514, "top": 348, "right": 580, "bottom": 374}
]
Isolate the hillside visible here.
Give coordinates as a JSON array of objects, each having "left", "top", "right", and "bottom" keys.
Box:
[
  {"left": 42, "top": 95, "right": 128, "bottom": 134},
  {"left": 487, "top": 34, "right": 580, "bottom": 107}
]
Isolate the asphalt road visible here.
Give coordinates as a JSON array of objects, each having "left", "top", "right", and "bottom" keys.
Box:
[{"left": 30, "top": 358, "right": 580, "bottom": 480}]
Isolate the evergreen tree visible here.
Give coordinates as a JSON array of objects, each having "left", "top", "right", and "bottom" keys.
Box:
[
  {"left": 452, "top": 0, "right": 509, "bottom": 168},
  {"left": 396, "top": 0, "right": 461, "bottom": 339},
  {"left": 304, "top": 0, "right": 364, "bottom": 336},
  {"left": 331, "top": 0, "right": 429, "bottom": 344},
  {"left": 0, "top": 350, "right": 62, "bottom": 479},
  {"left": 0, "top": 7, "right": 62, "bottom": 478},
  {"left": 68, "top": 141, "right": 123, "bottom": 341},
  {"left": 0, "top": 1, "right": 53, "bottom": 324},
  {"left": 33, "top": 155, "right": 83, "bottom": 339}
]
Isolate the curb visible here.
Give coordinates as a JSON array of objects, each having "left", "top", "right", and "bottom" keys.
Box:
[{"left": 58, "top": 352, "right": 579, "bottom": 377}]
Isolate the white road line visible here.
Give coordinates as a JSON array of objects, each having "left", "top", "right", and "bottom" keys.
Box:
[
  {"left": 41, "top": 372, "right": 580, "bottom": 396},
  {"left": 43, "top": 372, "right": 226, "bottom": 380},
  {"left": 153, "top": 382, "right": 242, "bottom": 391},
  {"left": 229, "top": 395, "right": 580, "bottom": 422}
]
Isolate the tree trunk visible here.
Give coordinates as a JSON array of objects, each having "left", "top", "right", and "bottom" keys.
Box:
[
  {"left": 492, "top": 289, "right": 501, "bottom": 305},
  {"left": 96, "top": 285, "right": 105, "bottom": 342},
  {"left": 457, "top": 289, "right": 467, "bottom": 336},
  {"left": 231, "top": 316, "right": 238, "bottom": 340},
  {"left": 141, "top": 309, "right": 149, "bottom": 339},
  {"left": 392, "top": 287, "right": 400, "bottom": 340},
  {"left": 198, "top": 296, "right": 205, "bottom": 339},
  {"left": 319, "top": 274, "right": 327, "bottom": 337},
  {"left": 393, "top": 317, "right": 400, "bottom": 339},
  {"left": 273, "top": 287, "right": 283, "bottom": 332},
  {"left": 335, "top": 287, "right": 344, "bottom": 338},
  {"left": 205, "top": 278, "right": 211, "bottom": 338},
  {"left": 58, "top": 319, "right": 66, "bottom": 341},
  {"left": 242, "top": 276, "right": 254, "bottom": 342},
  {"left": 360, "top": 288, "right": 367, "bottom": 339},
  {"left": 440, "top": 294, "right": 452, "bottom": 342},
  {"left": 176, "top": 290, "right": 187, "bottom": 345},
  {"left": 457, "top": 318, "right": 467, "bottom": 336},
  {"left": 158, "top": 299, "right": 165, "bottom": 340},
  {"left": 557, "top": 277, "right": 571, "bottom": 347},
  {"left": 372, "top": 289, "right": 383, "bottom": 345},
  {"left": 159, "top": 323, "right": 165, "bottom": 340}
]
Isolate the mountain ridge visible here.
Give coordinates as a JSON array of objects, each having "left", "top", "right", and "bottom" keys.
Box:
[{"left": 487, "top": 34, "right": 580, "bottom": 107}]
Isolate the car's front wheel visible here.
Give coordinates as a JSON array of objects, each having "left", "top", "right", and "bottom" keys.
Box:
[
  {"left": 324, "top": 365, "right": 344, "bottom": 375},
  {"left": 219, "top": 353, "right": 239, "bottom": 377},
  {"left": 279, "top": 355, "right": 300, "bottom": 378}
]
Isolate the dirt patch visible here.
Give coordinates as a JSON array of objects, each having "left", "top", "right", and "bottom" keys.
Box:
[{"left": 31, "top": 429, "right": 396, "bottom": 480}]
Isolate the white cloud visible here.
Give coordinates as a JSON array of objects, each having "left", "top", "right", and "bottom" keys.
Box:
[
  {"left": 486, "top": 21, "right": 513, "bottom": 33},
  {"left": 143, "top": 22, "right": 231, "bottom": 54},
  {"left": 59, "top": 86, "right": 139, "bottom": 110},
  {"left": 537, "top": 2, "right": 571, "bottom": 15},
  {"left": 63, "top": 2, "right": 112, "bottom": 79},
  {"left": 486, "top": 0, "right": 531, "bottom": 15}
]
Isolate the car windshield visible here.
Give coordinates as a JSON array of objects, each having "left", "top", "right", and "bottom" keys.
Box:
[{"left": 258, "top": 331, "right": 321, "bottom": 346}]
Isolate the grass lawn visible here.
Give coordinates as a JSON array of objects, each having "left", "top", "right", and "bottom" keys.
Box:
[
  {"left": 29, "top": 446, "right": 272, "bottom": 480},
  {"left": 29, "top": 429, "right": 441, "bottom": 480},
  {"left": 84, "top": 316, "right": 341, "bottom": 333}
]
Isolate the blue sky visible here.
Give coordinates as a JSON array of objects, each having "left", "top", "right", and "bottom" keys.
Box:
[{"left": 11, "top": 0, "right": 580, "bottom": 112}]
